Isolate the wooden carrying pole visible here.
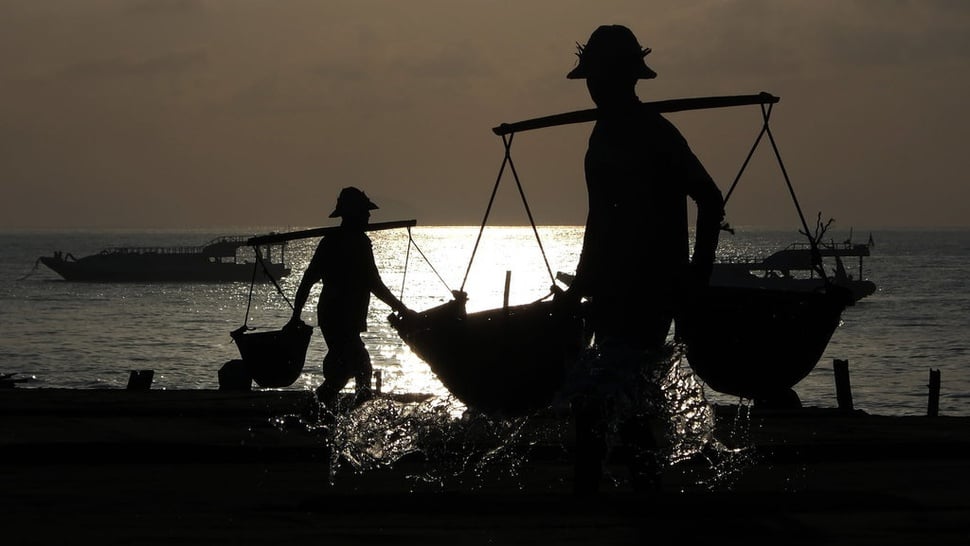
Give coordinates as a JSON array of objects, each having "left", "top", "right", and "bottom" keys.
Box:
[
  {"left": 247, "top": 220, "right": 417, "bottom": 246},
  {"left": 492, "top": 92, "right": 780, "bottom": 136}
]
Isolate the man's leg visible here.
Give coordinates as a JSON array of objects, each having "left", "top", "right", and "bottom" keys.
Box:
[
  {"left": 347, "top": 336, "right": 374, "bottom": 405},
  {"left": 318, "top": 328, "right": 354, "bottom": 410},
  {"left": 620, "top": 414, "right": 662, "bottom": 491},
  {"left": 572, "top": 394, "right": 607, "bottom": 494}
]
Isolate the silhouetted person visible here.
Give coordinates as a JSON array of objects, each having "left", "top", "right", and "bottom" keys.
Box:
[
  {"left": 556, "top": 25, "right": 725, "bottom": 493},
  {"left": 288, "top": 187, "right": 413, "bottom": 410}
]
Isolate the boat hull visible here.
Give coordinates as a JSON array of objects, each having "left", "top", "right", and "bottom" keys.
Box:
[
  {"left": 40, "top": 255, "right": 289, "bottom": 283},
  {"left": 393, "top": 283, "right": 852, "bottom": 411},
  {"left": 710, "top": 269, "right": 876, "bottom": 303},
  {"left": 390, "top": 299, "right": 587, "bottom": 417},
  {"left": 676, "top": 285, "right": 853, "bottom": 400},
  {"left": 710, "top": 240, "right": 877, "bottom": 303}
]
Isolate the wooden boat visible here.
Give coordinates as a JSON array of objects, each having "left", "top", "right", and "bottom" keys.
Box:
[
  {"left": 39, "top": 236, "right": 289, "bottom": 283},
  {"left": 712, "top": 240, "right": 876, "bottom": 303},
  {"left": 390, "top": 295, "right": 587, "bottom": 417},
  {"left": 675, "top": 283, "right": 854, "bottom": 401}
]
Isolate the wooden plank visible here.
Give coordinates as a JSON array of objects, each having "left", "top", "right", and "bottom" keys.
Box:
[
  {"left": 247, "top": 219, "right": 418, "bottom": 245},
  {"left": 492, "top": 92, "right": 779, "bottom": 136}
]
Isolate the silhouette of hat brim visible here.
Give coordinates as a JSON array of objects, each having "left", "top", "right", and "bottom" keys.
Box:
[
  {"left": 567, "top": 25, "right": 658, "bottom": 80},
  {"left": 329, "top": 187, "right": 379, "bottom": 218}
]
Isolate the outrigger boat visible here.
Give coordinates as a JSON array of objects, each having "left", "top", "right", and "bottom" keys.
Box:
[
  {"left": 39, "top": 236, "right": 289, "bottom": 283},
  {"left": 391, "top": 92, "right": 856, "bottom": 412}
]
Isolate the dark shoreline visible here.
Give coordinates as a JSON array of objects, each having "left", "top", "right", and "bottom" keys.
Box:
[{"left": 2, "top": 388, "right": 969, "bottom": 545}]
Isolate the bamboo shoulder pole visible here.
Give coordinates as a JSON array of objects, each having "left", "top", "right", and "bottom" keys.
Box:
[
  {"left": 248, "top": 219, "right": 417, "bottom": 246},
  {"left": 492, "top": 92, "right": 779, "bottom": 136}
]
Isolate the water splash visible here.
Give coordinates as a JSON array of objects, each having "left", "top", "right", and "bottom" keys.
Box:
[
  {"left": 552, "top": 340, "right": 755, "bottom": 489},
  {"left": 315, "top": 394, "right": 552, "bottom": 489},
  {"left": 658, "top": 346, "right": 758, "bottom": 490},
  {"left": 271, "top": 343, "right": 757, "bottom": 491}
]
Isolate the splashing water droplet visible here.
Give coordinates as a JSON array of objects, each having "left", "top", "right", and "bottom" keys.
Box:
[{"left": 267, "top": 342, "right": 759, "bottom": 491}]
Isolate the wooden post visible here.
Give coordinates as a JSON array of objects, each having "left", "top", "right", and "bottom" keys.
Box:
[
  {"left": 127, "top": 369, "right": 154, "bottom": 391},
  {"left": 374, "top": 369, "right": 383, "bottom": 395},
  {"left": 503, "top": 270, "right": 511, "bottom": 310},
  {"left": 833, "top": 359, "right": 853, "bottom": 412},
  {"left": 928, "top": 368, "right": 941, "bottom": 417}
]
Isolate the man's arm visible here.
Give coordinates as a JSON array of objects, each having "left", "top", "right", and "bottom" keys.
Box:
[
  {"left": 656, "top": 115, "right": 724, "bottom": 280},
  {"left": 364, "top": 244, "right": 411, "bottom": 316},
  {"left": 682, "top": 149, "right": 725, "bottom": 281},
  {"left": 288, "top": 242, "right": 324, "bottom": 324},
  {"left": 371, "top": 278, "right": 410, "bottom": 316},
  {"left": 566, "top": 210, "right": 599, "bottom": 298}
]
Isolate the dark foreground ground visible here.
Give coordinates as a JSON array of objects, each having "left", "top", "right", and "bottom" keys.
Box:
[{"left": 1, "top": 388, "right": 969, "bottom": 545}]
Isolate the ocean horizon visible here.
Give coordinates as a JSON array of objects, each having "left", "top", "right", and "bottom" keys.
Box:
[{"left": 2, "top": 225, "right": 968, "bottom": 417}]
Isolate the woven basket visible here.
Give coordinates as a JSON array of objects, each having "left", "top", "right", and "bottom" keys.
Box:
[{"left": 230, "top": 322, "right": 313, "bottom": 388}]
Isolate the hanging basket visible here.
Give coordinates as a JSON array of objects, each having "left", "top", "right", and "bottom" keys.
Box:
[
  {"left": 390, "top": 296, "right": 587, "bottom": 417},
  {"left": 677, "top": 284, "right": 853, "bottom": 400},
  {"left": 230, "top": 322, "right": 313, "bottom": 388}
]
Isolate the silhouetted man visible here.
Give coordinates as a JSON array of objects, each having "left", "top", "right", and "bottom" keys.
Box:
[
  {"left": 288, "top": 187, "right": 413, "bottom": 410},
  {"left": 557, "top": 25, "right": 725, "bottom": 493}
]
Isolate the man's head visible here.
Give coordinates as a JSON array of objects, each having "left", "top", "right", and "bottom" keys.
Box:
[
  {"left": 567, "top": 25, "right": 657, "bottom": 81},
  {"left": 329, "top": 186, "right": 378, "bottom": 222}
]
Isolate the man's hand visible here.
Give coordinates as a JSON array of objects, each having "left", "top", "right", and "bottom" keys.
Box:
[
  {"left": 283, "top": 316, "right": 305, "bottom": 331},
  {"left": 679, "top": 262, "right": 713, "bottom": 310},
  {"left": 688, "top": 261, "right": 713, "bottom": 288},
  {"left": 552, "top": 284, "right": 582, "bottom": 312}
]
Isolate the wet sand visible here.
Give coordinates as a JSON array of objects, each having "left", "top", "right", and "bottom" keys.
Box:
[{"left": 2, "top": 388, "right": 969, "bottom": 545}]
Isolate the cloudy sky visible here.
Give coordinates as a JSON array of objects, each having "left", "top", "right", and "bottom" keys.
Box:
[{"left": 2, "top": 1, "right": 968, "bottom": 229}]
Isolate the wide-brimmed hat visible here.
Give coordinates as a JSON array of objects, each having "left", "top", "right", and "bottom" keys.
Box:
[
  {"left": 567, "top": 25, "right": 657, "bottom": 80},
  {"left": 329, "top": 186, "right": 378, "bottom": 218}
]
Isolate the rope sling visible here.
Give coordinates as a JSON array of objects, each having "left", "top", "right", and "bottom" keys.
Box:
[{"left": 458, "top": 131, "right": 557, "bottom": 298}]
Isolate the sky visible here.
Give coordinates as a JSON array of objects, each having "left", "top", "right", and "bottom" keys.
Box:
[{"left": 1, "top": 0, "right": 968, "bottom": 230}]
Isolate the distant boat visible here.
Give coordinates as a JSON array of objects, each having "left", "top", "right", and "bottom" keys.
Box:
[
  {"left": 38, "top": 235, "right": 289, "bottom": 282},
  {"left": 711, "top": 239, "right": 877, "bottom": 303}
]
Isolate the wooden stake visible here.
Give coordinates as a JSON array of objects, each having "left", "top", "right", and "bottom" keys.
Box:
[
  {"left": 833, "top": 359, "right": 853, "bottom": 412},
  {"left": 503, "top": 270, "right": 512, "bottom": 310},
  {"left": 127, "top": 370, "right": 154, "bottom": 391},
  {"left": 928, "top": 368, "right": 941, "bottom": 417}
]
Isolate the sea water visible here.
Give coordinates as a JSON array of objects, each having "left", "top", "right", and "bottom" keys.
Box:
[{"left": 1, "top": 226, "right": 969, "bottom": 418}]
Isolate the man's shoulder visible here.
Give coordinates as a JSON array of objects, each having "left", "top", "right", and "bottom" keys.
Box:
[
  {"left": 322, "top": 230, "right": 374, "bottom": 254},
  {"left": 636, "top": 109, "right": 690, "bottom": 148},
  {"left": 635, "top": 107, "right": 680, "bottom": 131}
]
